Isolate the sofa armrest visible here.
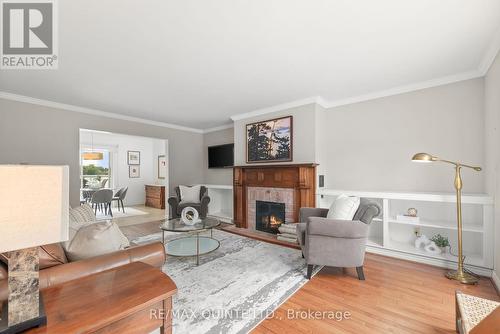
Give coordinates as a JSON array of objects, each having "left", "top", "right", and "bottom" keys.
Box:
[
  {"left": 39, "top": 242, "right": 165, "bottom": 289},
  {"left": 307, "top": 217, "right": 369, "bottom": 239},
  {"left": 300, "top": 207, "right": 329, "bottom": 222}
]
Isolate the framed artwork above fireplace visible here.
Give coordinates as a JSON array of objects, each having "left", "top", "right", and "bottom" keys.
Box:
[{"left": 246, "top": 116, "right": 293, "bottom": 163}]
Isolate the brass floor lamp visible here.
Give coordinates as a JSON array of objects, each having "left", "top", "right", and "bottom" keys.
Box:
[{"left": 412, "top": 153, "right": 481, "bottom": 284}]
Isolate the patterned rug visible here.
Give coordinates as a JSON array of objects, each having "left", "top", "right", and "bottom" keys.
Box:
[{"left": 132, "top": 229, "right": 317, "bottom": 334}]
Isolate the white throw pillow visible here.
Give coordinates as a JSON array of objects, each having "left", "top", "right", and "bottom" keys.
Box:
[
  {"left": 179, "top": 185, "right": 201, "bottom": 204},
  {"left": 326, "top": 194, "right": 360, "bottom": 220},
  {"left": 62, "top": 220, "right": 130, "bottom": 261}
]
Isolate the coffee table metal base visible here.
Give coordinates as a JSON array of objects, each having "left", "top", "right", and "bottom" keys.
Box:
[{"left": 164, "top": 234, "right": 220, "bottom": 265}]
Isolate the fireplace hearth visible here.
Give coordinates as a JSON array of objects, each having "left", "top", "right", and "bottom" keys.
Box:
[{"left": 256, "top": 200, "right": 285, "bottom": 234}]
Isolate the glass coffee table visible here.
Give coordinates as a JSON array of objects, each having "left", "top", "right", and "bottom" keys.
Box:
[{"left": 159, "top": 217, "right": 221, "bottom": 265}]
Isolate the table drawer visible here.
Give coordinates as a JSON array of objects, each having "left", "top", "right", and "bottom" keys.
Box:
[{"left": 146, "top": 197, "right": 164, "bottom": 209}]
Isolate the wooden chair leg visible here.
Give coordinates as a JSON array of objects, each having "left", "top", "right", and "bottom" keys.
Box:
[
  {"left": 109, "top": 202, "right": 113, "bottom": 217},
  {"left": 356, "top": 266, "right": 365, "bottom": 280},
  {"left": 121, "top": 200, "right": 125, "bottom": 213},
  {"left": 306, "top": 264, "right": 314, "bottom": 279}
]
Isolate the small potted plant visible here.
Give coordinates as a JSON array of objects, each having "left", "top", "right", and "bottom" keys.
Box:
[{"left": 431, "top": 234, "right": 450, "bottom": 253}]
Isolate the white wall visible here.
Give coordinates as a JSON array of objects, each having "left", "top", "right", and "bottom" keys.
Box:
[
  {"left": 319, "top": 78, "right": 485, "bottom": 193},
  {"left": 0, "top": 98, "right": 204, "bottom": 207},
  {"left": 203, "top": 128, "right": 234, "bottom": 185},
  {"left": 233, "top": 103, "right": 318, "bottom": 165},
  {"left": 484, "top": 51, "right": 500, "bottom": 281},
  {"left": 80, "top": 131, "right": 166, "bottom": 206}
]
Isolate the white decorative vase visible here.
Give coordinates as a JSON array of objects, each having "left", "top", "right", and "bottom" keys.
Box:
[{"left": 181, "top": 207, "right": 200, "bottom": 225}]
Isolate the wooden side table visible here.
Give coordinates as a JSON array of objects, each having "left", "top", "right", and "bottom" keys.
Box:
[{"left": 26, "top": 262, "right": 177, "bottom": 334}]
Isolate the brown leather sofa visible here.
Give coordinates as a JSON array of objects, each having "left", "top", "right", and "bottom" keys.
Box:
[{"left": 0, "top": 242, "right": 165, "bottom": 302}]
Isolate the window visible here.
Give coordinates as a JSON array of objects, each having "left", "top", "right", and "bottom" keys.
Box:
[{"left": 80, "top": 149, "right": 111, "bottom": 189}]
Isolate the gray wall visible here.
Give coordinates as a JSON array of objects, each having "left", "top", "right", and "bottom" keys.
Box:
[
  {"left": 319, "top": 78, "right": 485, "bottom": 193},
  {"left": 203, "top": 127, "right": 234, "bottom": 185},
  {"left": 484, "top": 51, "right": 500, "bottom": 279},
  {"left": 0, "top": 98, "right": 205, "bottom": 207},
  {"left": 233, "top": 104, "right": 317, "bottom": 165}
]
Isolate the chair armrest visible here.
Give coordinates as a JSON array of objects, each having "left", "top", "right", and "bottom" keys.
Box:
[
  {"left": 168, "top": 196, "right": 179, "bottom": 206},
  {"left": 299, "top": 207, "right": 329, "bottom": 222},
  {"left": 201, "top": 194, "right": 211, "bottom": 206},
  {"left": 307, "top": 217, "right": 369, "bottom": 239}
]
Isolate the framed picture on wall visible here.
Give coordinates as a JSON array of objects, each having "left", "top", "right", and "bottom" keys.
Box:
[
  {"left": 158, "top": 155, "right": 166, "bottom": 179},
  {"left": 127, "top": 151, "right": 140, "bottom": 165},
  {"left": 129, "top": 165, "right": 140, "bottom": 178},
  {"left": 246, "top": 115, "right": 293, "bottom": 163}
]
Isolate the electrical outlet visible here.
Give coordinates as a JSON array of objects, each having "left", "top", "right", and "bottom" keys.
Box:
[{"left": 414, "top": 227, "right": 421, "bottom": 237}]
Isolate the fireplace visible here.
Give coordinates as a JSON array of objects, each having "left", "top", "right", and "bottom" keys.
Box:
[{"left": 255, "top": 200, "right": 285, "bottom": 234}]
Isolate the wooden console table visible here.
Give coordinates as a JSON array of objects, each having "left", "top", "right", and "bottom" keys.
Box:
[
  {"left": 26, "top": 262, "right": 177, "bottom": 334},
  {"left": 146, "top": 185, "right": 166, "bottom": 209}
]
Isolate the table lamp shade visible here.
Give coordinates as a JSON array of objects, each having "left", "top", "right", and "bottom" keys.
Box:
[{"left": 0, "top": 165, "right": 69, "bottom": 253}]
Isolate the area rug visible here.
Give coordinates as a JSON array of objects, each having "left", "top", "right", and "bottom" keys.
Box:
[
  {"left": 132, "top": 229, "right": 318, "bottom": 334},
  {"left": 95, "top": 206, "right": 149, "bottom": 220}
]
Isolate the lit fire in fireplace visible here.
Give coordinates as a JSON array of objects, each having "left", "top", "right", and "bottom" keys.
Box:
[{"left": 261, "top": 215, "right": 283, "bottom": 232}]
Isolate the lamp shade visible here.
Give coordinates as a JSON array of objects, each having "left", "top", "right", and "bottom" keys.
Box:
[
  {"left": 412, "top": 152, "right": 435, "bottom": 162},
  {"left": 0, "top": 165, "right": 69, "bottom": 253},
  {"left": 82, "top": 151, "right": 103, "bottom": 160}
]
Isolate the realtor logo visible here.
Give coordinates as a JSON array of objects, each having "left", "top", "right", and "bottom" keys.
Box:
[{"left": 1, "top": 0, "right": 58, "bottom": 69}]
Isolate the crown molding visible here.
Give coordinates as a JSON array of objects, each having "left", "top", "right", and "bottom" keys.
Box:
[
  {"left": 202, "top": 123, "right": 234, "bottom": 134},
  {"left": 230, "top": 96, "right": 327, "bottom": 121},
  {"left": 0, "top": 91, "right": 205, "bottom": 134},
  {"left": 478, "top": 26, "right": 500, "bottom": 75},
  {"left": 322, "top": 69, "right": 483, "bottom": 109}
]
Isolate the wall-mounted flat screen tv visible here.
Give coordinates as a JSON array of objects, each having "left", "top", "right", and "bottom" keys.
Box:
[{"left": 208, "top": 143, "right": 234, "bottom": 168}]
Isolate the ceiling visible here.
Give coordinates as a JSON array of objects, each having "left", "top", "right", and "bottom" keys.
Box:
[{"left": 1, "top": 0, "right": 500, "bottom": 131}]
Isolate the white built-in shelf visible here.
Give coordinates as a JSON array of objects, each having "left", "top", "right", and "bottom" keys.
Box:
[
  {"left": 317, "top": 189, "right": 494, "bottom": 276},
  {"left": 201, "top": 184, "right": 233, "bottom": 190},
  {"left": 200, "top": 184, "right": 234, "bottom": 223},
  {"left": 209, "top": 211, "right": 233, "bottom": 221},
  {"left": 387, "top": 218, "right": 483, "bottom": 233},
  {"left": 367, "top": 236, "right": 383, "bottom": 248},
  {"left": 385, "top": 240, "right": 483, "bottom": 267},
  {"left": 317, "top": 189, "right": 493, "bottom": 205}
]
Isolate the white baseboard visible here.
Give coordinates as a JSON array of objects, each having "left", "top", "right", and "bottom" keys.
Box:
[
  {"left": 492, "top": 271, "right": 500, "bottom": 292},
  {"left": 366, "top": 246, "right": 493, "bottom": 277}
]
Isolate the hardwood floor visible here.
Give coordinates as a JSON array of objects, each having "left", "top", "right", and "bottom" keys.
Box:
[
  {"left": 253, "top": 254, "right": 499, "bottom": 334},
  {"left": 119, "top": 220, "right": 499, "bottom": 333}
]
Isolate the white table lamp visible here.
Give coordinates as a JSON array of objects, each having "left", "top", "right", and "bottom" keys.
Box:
[{"left": 0, "top": 165, "right": 69, "bottom": 333}]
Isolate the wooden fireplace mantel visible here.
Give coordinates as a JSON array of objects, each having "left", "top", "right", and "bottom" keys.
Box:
[{"left": 233, "top": 163, "right": 317, "bottom": 228}]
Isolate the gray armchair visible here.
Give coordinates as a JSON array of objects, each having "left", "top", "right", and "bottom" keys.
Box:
[
  {"left": 168, "top": 186, "right": 210, "bottom": 219},
  {"left": 297, "top": 199, "right": 381, "bottom": 280}
]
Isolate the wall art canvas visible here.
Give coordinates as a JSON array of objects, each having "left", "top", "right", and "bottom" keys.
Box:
[
  {"left": 127, "top": 151, "right": 140, "bottom": 165},
  {"left": 158, "top": 155, "right": 166, "bottom": 179},
  {"left": 129, "top": 165, "right": 140, "bottom": 178},
  {"left": 246, "top": 116, "right": 293, "bottom": 163}
]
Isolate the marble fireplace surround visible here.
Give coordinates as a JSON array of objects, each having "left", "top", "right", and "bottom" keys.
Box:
[{"left": 247, "top": 187, "right": 295, "bottom": 231}]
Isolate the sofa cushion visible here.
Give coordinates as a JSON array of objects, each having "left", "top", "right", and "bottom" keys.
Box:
[
  {"left": 326, "top": 194, "right": 360, "bottom": 220},
  {"left": 63, "top": 220, "right": 130, "bottom": 262},
  {"left": 0, "top": 243, "right": 67, "bottom": 270},
  {"left": 179, "top": 185, "right": 201, "bottom": 204}
]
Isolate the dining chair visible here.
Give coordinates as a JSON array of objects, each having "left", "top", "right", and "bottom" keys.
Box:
[
  {"left": 112, "top": 187, "right": 128, "bottom": 213},
  {"left": 100, "top": 178, "right": 108, "bottom": 188},
  {"left": 91, "top": 189, "right": 113, "bottom": 217}
]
